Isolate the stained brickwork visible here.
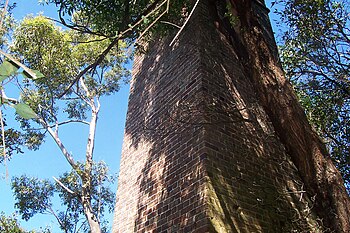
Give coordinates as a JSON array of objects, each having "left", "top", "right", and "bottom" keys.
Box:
[{"left": 113, "top": 1, "right": 325, "bottom": 232}]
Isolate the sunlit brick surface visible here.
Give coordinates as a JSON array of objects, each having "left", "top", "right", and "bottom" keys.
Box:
[{"left": 113, "top": 1, "right": 325, "bottom": 232}]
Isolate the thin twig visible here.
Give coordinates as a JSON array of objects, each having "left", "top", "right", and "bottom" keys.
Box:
[
  {"left": 160, "top": 20, "right": 181, "bottom": 29},
  {"left": 0, "top": 109, "right": 8, "bottom": 178},
  {"left": 135, "top": 0, "right": 170, "bottom": 44},
  {"left": 170, "top": 0, "right": 200, "bottom": 46}
]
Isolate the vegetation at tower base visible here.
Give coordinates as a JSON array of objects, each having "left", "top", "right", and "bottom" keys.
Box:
[
  {"left": 276, "top": 0, "right": 350, "bottom": 192},
  {"left": 0, "top": 12, "right": 127, "bottom": 232}
]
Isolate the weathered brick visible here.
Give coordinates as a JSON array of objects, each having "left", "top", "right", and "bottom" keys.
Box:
[{"left": 113, "top": 0, "right": 327, "bottom": 232}]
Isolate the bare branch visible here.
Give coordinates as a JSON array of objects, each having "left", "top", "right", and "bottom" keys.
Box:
[
  {"left": 170, "top": 0, "right": 200, "bottom": 46},
  {"left": 44, "top": 119, "right": 90, "bottom": 129},
  {"left": 160, "top": 20, "right": 181, "bottom": 29},
  {"left": 0, "top": 109, "right": 8, "bottom": 178},
  {"left": 24, "top": 119, "right": 88, "bottom": 132},
  {"left": 79, "top": 77, "right": 91, "bottom": 99},
  {"left": 58, "top": 37, "right": 119, "bottom": 98},
  {"left": 53, "top": 176, "right": 76, "bottom": 195},
  {"left": 1, "top": 88, "right": 18, "bottom": 104},
  {"left": 46, "top": 204, "right": 66, "bottom": 231},
  {"left": 39, "top": 118, "right": 77, "bottom": 169},
  {"left": 135, "top": 0, "right": 170, "bottom": 44}
]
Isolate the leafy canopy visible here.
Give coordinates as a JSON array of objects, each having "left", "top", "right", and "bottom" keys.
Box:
[
  {"left": 47, "top": 0, "right": 191, "bottom": 41},
  {"left": 7, "top": 15, "right": 129, "bottom": 152},
  {"left": 277, "top": 0, "right": 350, "bottom": 189}
]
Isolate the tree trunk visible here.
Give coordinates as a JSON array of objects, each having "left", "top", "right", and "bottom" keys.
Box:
[
  {"left": 82, "top": 195, "right": 102, "bottom": 233},
  {"left": 81, "top": 165, "right": 102, "bottom": 233},
  {"left": 82, "top": 100, "right": 101, "bottom": 233},
  {"left": 216, "top": 0, "right": 350, "bottom": 231}
]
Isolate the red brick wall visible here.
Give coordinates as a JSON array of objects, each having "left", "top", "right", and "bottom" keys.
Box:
[{"left": 113, "top": 1, "right": 326, "bottom": 232}]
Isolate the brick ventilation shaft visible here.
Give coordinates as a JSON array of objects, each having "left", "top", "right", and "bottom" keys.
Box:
[{"left": 113, "top": 0, "right": 339, "bottom": 232}]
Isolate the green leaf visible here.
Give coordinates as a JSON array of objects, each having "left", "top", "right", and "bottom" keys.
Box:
[
  {"left": 32, "top": 70, "right": 45, "bottom": 79},
  {"left": 22, "top": 69, "right": 45, "bottom": 80},
  {"left": 142, "top": 15, "right": 149, "bottom": 24},
  {"left": 0, "top": 60, "right": 18, "bottom": 82},
  {"left": 13, "top": 103, "right": 38, "bottom": 119}
]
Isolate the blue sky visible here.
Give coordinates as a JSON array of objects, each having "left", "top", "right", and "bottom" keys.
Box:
[
  {"left": 0, "top": 0, "right": 130, "bottom": 231},
  {"left": 0, "top": 0, "right": 281, "bottom": 232}
]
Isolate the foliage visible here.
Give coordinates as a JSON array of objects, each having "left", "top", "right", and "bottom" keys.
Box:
[
  {"left": 3, "top": 1, "right": 189, "bottom": 231},
  {"left": 0, "top": 5, "right": 47, "bottom": 161},
  {"left": 0, "top": 1, "right": 15, "bottom": 49},
  {"left": 0, "top": 57, "right": 42, "bottom": 162},
  {"left": 47, "top": 0, "right": 191, "bottom": 43},
  {"left": 9, "top": 14, "right": 128, "bottom": 154},
  {"left": 12, "top": 176, "right": 55, "bottom": 221},
  {"left": 0, "top": 212, "right": 50, "bottom": 233},
  {"left": 0, "top": 212, "right": 27, "bottom": 233},
  {"left": 0, "top": 121, "right": 24, "bottom": 163},
  {"left": 277, "top": 0, "right": 350, "bottom": 189},
  {"left": 3, "top": 14, "right": 128, "bottom": 232},
  {"left": 12, "top": 15, "right": 125, "bottom": 95},
  {"left": 12, "top": 162, "right": 116, "bottom": 233}
]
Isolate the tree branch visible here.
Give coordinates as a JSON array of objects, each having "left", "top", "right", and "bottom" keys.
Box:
[
  {"left": 46, "top": 203, "right": 66, "bottom": 231},
  {"left": 136, "top": 0, "right": 170, "bottom": 44},
  {"left": 39, "top": 118, "right": 77, "bottom": 169},
  {"left": 44, "top": 119, "right": 90, "bottom": 129},
  {"left": 53, "top": 176, "right": 76, "bottom": 195},
  {"left": 0, "top": 109, "right": 8, "bottom": 178},
  {"left": 170, "top": 0, "right": 200, "bottom": 46}
]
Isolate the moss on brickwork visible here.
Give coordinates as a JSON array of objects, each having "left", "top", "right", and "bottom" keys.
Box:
[
  {"left": 205, "top": 166, "right": 324, "bottom": 233},
  {"left": 205, "top": 175, "right": 237, "bottom": 232}
]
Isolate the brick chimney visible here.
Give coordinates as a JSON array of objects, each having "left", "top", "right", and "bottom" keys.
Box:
[{"left": 113, "top": 1, "right": 328, "bottom": 232}]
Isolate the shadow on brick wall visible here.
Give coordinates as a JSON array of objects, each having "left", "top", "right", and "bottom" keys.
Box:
[{"left": 114, "top": 1, "right": 326, "bottom": 232}]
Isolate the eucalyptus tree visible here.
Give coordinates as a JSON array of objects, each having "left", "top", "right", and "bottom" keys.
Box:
[
  {"left": 277, "top": 0, "right": 350, "bottom": 190},
  {"left": 5, "top": 15, "right": 129, "bottom": 232}
]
